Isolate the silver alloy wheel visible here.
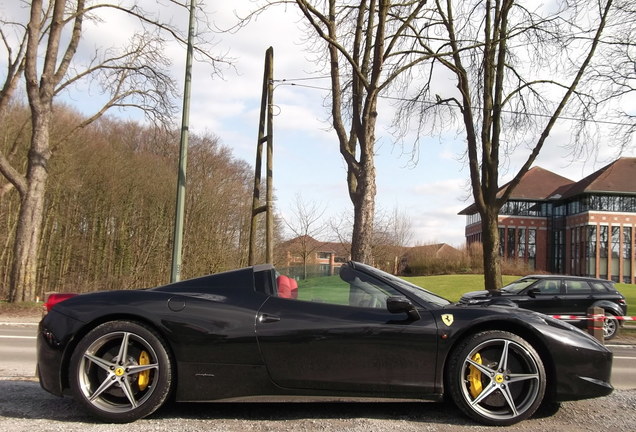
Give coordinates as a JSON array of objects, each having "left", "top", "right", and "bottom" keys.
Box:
[
  {"left": 603, "top": 314, "right": 618, "bottom": 340},
  {"left": 459, "top": 338, "right": 542, "bottom": 423},
  {"left": 77, "top": 331, "right": 160, "bottom": 413}
]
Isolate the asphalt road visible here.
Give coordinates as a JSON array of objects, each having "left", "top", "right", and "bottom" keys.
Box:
[{"left": 0, "top": 324, "right": 37, "bottom": 377}]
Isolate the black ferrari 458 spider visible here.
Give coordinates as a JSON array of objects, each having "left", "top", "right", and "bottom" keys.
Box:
[{"left": 37, "top": 261, "right": 613, "bottom": 425}]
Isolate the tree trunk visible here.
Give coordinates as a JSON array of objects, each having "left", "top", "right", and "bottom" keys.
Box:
[
  {"left": 481, "top": 209, "right": 502, "bottom": 292},
  {"left": 9, "top": 112, "right": 51, "bottom": 302},
  {"left": 349, "top": 157, "right": 376, "bottom": 264}
]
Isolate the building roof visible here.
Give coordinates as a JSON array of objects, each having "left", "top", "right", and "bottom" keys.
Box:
[
  {"left": 499, "top": 166, "right": 575, "bottom": 200},
  {"left": 459, "top": 166, "right": 574, "bottom": 215},
  {"left": 458, "top": 158, "right": 636, "bottom": 215},
  {"left": 561, "top": 157, "right": 636, "bottom": 199}
]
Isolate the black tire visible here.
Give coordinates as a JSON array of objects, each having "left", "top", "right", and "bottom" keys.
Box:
[
  {"left": 69, "top": 321, "right": 173, "bottom": 423},
  {"left": 603, "top": 313, "right": 619, "bottom": 340},
  {"left": 447, "top": 330, "right": 547, "bottom": 426}
]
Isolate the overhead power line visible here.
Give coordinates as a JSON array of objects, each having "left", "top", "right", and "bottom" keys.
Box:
[{"left": 273, "top": 79, "right": 634, "bottom": 128}]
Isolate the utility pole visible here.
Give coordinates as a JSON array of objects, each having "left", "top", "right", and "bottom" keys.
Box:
[
  {"left": 170, "top": 0, "right": 196, "bottom": 283},
  {"left": 248, "top": 47, "right": 274, "bottom": 265}
]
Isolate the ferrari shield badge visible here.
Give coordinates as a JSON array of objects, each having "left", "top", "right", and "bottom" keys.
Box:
[{"left": 441, "top": 314, "right": 454, "bottom": 326}]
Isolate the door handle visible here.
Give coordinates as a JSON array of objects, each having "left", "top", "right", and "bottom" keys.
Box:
[{"left": 258, "top": 313, "right": 280, "bottom": 324}]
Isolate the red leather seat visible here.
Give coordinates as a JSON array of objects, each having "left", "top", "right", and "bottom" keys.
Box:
[
  {"left": 289, "top": 278, "right": 298, "bottom": 299},
  {"left": 277, "top": 275, "right": 293, "bottom": 298}
]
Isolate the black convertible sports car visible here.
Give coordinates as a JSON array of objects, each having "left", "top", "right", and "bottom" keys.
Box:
[{"left": 37, "top": 262, "right": 613, "bottom": 426}]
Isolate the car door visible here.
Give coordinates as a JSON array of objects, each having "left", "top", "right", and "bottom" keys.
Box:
[
  {"left": 516, "top": 279, "right": 565, "bottom": 315},
  {"left": 562, "top": 280, "right": 594, "bottom": 316},
  {"left": 255, "top": 270, "right": 439, "bottom": 394}
]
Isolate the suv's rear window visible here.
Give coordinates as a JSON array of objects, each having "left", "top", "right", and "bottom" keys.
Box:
[{"left": 589, "top": 281, "right": 611, "bottom": 293}]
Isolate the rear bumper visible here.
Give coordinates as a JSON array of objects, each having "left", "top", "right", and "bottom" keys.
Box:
[
  {"left": 36, "top": 311, "right": 85, "bottom": 396},
  {"left": 37, "top": 321, "right": 66, "bottom": 396}
]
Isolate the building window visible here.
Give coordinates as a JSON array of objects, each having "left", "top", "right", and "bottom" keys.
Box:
[
  {"left": 586, "top": 194, "right": 636, "bottom": 213},
  {"left": 570, "top": 227, "right": 577, "bottom": 274},
  {"left": 517, "top": 228, "right": 526, "bottom": 258},
  {"left": 499, "top": 200, "right": 546, "bottom": 217},
  {"left": 599, "top": 226, "right": 608, "bottom": 279},
  {"left": 624, "top": 226, "right": 632, "bottom": 283},
  {"left": 587, "top": 226, "right": 597, "bottom": 277},
  {"left": 578, "top": 226, "right": 587, "bottom": 276},
  {"left": 499, "top": 228, "right": 505, "bottom": 257},
  {"left": 317, "top": 252, "right": 331, "bottom": 260},
  {"left": 467, "top": 213, "right": 481, "bottom": 225},
  {"left": 507, "top": 228, "right": 516, "bottom": 258},
  {"left": 552, "top": 229, "right": 565, "bottom": 273},
  {"left": 528, "top": 229, "right": 536, "bottom": 269},
  {"left": 611, "top": 226, "right": 620, "bottom": 282}
]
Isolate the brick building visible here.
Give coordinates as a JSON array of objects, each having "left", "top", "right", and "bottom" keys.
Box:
[
  {"left": 278, "top": 235, "right": 350, "bottom": 277},
  {"left": 460, "top": 158, "right": 636, "bottom": 283}
]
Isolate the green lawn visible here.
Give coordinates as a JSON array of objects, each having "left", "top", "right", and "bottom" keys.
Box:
[
  {"left": 616, "top": 282, "right": 636, "bottom": 313},
  {"left": 404, "top": 274, "right": 520, "bottom": 302}
]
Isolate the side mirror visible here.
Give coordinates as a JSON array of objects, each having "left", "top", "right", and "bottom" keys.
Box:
[
  {"left": 387, "top": 296, "right": 420, "bottom": 321},
  {"left": 527, "top": 288, "right": 540, "bottom": 298}
]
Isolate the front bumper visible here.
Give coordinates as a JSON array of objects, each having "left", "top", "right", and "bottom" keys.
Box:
[{"left": 541, "top": 317, "right": 613, "bottom": 401}]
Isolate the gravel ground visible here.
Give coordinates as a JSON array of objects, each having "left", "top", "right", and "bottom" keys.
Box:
[{"left": 0, "top": 378, "right": 634, "bottom": 432}]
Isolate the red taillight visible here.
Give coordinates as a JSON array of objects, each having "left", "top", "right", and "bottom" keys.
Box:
[{"left": 44, "top": 293, "right": 78, "bottom": 312}]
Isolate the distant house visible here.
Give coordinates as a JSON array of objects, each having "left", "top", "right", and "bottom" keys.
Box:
[
  {"left": 279, "top": 236, "right": 463, "bottom": 276},
  {"left": 278, "top": 235, "right": 350, "bottom": 277},
  {"left": 459, "top": 158, "right": 636, "bottom": 283}
]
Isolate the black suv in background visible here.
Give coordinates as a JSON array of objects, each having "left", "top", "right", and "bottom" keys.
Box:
[{"left": 459, "top": 275, "right": 628, "bottom": 340}]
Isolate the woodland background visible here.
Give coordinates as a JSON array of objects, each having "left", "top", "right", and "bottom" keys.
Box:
[{"left": 0, "top": 104, "right": 265, "bottom": 299}]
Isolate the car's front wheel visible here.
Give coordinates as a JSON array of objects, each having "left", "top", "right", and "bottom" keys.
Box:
[
  {"left": 69, "top": 321, "right": 173, "bottom": 423},
  {"left": 447, "top": 330, "right": 547, "bottom": 426}
]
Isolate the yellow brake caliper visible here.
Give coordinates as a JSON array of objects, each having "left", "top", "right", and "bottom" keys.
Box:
[
  {"left": 468, "top": 352, "right": 483, "bottom": 399},
  {"left": 138, "top": 351, "right": 150, "bottom": 391}
]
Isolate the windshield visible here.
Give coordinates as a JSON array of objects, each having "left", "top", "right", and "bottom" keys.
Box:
[
  {"left": 353, "top": 262, "right": 451, "bottom": 307},
  {"left": 501, "top": 278, "right": 539, "bottom": 294}
]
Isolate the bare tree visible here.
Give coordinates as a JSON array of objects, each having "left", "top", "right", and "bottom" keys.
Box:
[
  {"left": 370, "top": 206, "right": 413, "bottom": 273},
  {"left": 329, "top": 204, "right": 412, "bottom": 271},
  {"left": 586, "top": 0, "right": 636, "bottom": 151},
  {"left": 396, "top": 0, "right": 616, "bottom": 291},
  {"left": 283, "top": 194, "right": 328, "bottom": 278},
  {"left": 241, "top": 1, "right": 433, "bottom": 265},
  {"left": 0, "top": 0, "right": 226, "bottom": 302}
]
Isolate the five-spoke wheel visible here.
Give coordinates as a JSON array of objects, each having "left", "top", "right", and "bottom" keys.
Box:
[
  {"left": 447, "top": 331, "right": 546, "bottom": 426},
  {"left": 603, "top": 313, "right": 619, "bottom": 340},
  {"left": 69, "top": 321, "right": 173, "bottom": 423}
]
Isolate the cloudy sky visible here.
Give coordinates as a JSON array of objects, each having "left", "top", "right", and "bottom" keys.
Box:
[{"left": 4, "top": 1, "right": 634, "bottom": 247}]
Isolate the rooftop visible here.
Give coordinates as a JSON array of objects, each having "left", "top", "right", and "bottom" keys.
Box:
[{"left": 459, "top": 157, "right": 636, "bottom": 215}]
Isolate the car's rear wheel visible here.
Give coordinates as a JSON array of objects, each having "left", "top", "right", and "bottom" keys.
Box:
[
  {"left": 69, "top": 321, "right": 173, "bottom": 423},
  {"left": 603, "top": 313, "right": 619, "bottom": 340},
  {"left": 447, "top": 330, "right": 547, "bottom": 426}
]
